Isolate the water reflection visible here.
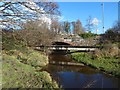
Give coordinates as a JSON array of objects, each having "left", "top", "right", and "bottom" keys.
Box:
[
  {"left": 45, "top": 64, "right": 120, "bottom": 88},
  {"left": 46, "top": 51, "right": 120, "bottom": 88}
]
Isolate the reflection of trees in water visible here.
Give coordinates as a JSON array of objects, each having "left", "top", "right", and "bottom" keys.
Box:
[
  {"left": 83, "top": 79, "right": 97, "bottom": 88},
  {"left": 49, "top": 54, "right": 72, "bottom": 62},
  {"left": 47, "top": 65, "right": 98, "bottom": 75},
  {"left": 49, "top": 52, "right": 99, "bottom": 74},
  {"left": 44, "top": 65, "right": 120, "bottom": 88},
  {"left": 47, "top": 52, "right": 120, "bottom": 88},
  {"left": 81, "top": 74, "right": 98, "bottom": 88}
]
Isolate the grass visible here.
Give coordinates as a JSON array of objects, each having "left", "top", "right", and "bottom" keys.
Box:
[
  {"left": 3, "top": 48, "right": 48, "bottom": 68},
  {"left": 2, "top": 31, "right": 59, "bottom": 89},
  {"left": 71, "top": 52, "right": 120, "bottom": 77},
  {"left": 2, "top": 51, "right": 58, "bottom": 88}
]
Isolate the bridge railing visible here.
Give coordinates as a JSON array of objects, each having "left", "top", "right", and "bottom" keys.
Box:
[
  {"left": 34, "top": 45, "right": 103, "bottom": 52},
  {"left": 35, "top": 45, "right": 102, "bottom": 48}
]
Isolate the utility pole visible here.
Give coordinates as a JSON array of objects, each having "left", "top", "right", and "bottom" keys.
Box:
[
  {"left": 101, "top": 2, "right": 104, "bottom": 33},
  {"left": 118, "top": 1, "right": 120, "bottom": 23},
  {"left": 101, "top": 2, "right": 104, "bottom": 88}
]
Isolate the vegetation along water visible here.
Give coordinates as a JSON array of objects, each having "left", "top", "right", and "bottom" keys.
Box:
[{"left": 2, "top": 30, "right": 59, "bottom": 89}]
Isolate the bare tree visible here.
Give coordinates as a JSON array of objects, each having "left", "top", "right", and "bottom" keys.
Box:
[
  {"left": 14, "top": 20, "right": 56, "bottom": 46},
  {"left": 63, "top": 21, "right": 71, "bottom": 34},
  {"left": 51, "top": 19, "right": 61, "bottom": 34},
  {"left": 0, "top": 1, "right": 60, "bottom": 30},
  {"left": 76, "top": 19, "right": 83, "bottom": 34},
  {"left": 101, "top": 21, "right": 120, "bottom": 43},
  {"left": 72, "top": 19, "right": 83, "bottom": 34},
  {"left": 85, "top": 16, "right": 93, "bottom": 32},
  {"left": 71, "top": 21, "right": 75, "bottom": 34},
  {"left": 113, "top": 21, "right": 120, "bottom": 33}
]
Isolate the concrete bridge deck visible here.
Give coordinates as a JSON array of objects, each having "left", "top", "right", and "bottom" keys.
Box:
[{"left": 35, "top": 45, "right": 101, "bottom": 52}]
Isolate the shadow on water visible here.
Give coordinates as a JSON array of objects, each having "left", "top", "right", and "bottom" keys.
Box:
[{"left": 43, "top": 50, "right": 120, "bottom": 88}]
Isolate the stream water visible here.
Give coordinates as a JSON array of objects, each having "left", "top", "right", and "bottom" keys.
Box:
[{"left": 44, "top": 51, "right": 120, "bottom": 88}]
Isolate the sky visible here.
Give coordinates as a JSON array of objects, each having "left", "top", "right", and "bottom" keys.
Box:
[
  {"left": 58, "top": 2, "right": 118, "bottom": 34},
  {"left": 0, "top": 1, "right": 118, "bottom": 34}
]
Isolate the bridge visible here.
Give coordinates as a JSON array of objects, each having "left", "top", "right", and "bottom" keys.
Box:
[
  {"left": 35, "top": 45, "right": 100, "bottom": 52},
  {"left": 34, "top": 34, "right": 101, "bottom": 52},
  {"left": 51, "top": 33, "right": 100, "bottom": 46}
]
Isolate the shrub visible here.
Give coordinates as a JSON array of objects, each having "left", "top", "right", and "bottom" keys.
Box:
[
  {"left": 92, "top": 49, "right": 102, "bottom": 59},
  {"left": 79, "top": 32, "right": 97, "bottom": 39},
  {"left": 92, "top": 44, "right": 119, "bottom": 59},
  {"left": 102, "top": 44, "right": 119, "bottom": 58},
  {"left": 27, "top": 51, "right": 48, "bottom": 67}
]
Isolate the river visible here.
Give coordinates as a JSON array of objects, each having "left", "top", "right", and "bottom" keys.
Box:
[{"left": 43, "top": 51, "right": 120, "bottom": 88}]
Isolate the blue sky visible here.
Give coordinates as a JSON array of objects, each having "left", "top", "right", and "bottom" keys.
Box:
[{"left": 58, "top": 2, "right": 118, "bottom": 34}]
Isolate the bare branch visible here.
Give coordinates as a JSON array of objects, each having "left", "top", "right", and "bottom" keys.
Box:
[{"left": 0, "top": 1, "right": 60, "bottom": 29}]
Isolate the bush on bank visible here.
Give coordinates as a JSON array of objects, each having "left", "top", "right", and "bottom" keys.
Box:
[
  {"left": 71, "top": 51, "right": 120, "bottom": 77},
  {"left": 93, "top": 44, "right": 119, "bottom": 59}
]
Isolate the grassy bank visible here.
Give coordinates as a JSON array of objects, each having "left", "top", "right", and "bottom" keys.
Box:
[
  {"left": 2, "top": 52, "right": 58, "bottom": 88},
  {"left": 2, "top": 31, "right": 59, "bottom": 89},
  {"left": 71, "top": 52, "right": 120, "bottom": 77}
]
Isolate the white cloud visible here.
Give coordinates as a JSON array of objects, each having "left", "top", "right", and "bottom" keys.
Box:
[
  {"left": 92, "top": 18, "right": 99, "bottom": 26},
  {"left": 96, "top": 29, "right": 99, "bottom": 32}
]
